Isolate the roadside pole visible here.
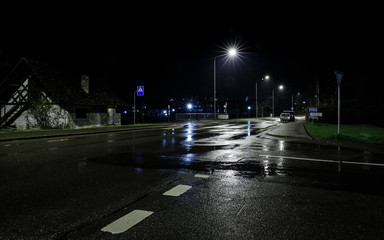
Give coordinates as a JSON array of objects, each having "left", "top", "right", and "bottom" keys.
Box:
[
  {"left": 335, "top": 71, "right": 343, "bottom": 135},
  {"left": 134, "top": 86, "right": 144, "bottom": 125},
  {"left": 168, "top": 105, "right": 170, "bottom": 123},
  {"left": 133, "top": 91, "right": 137, "bottom": 124},
  {"left": 338, "top": 85, "right": 340, "bottom": 134}
]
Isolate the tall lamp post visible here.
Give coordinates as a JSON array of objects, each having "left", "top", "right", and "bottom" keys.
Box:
[
  {"left": 213, "top": 47, "right": 238, "bottom": 119},
  {"left": 256, "top": 75, "right": 269, "bottom": 118},
  {"left": 291, "top": 92, "right": 300, "bottom": 111},
  {"left": 272, "top": 84, "right": 284, "bottom": 117}
]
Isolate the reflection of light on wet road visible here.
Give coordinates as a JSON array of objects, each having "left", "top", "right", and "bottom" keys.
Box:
[
  {"left": 181, "top": 153, "right": 196, "bottom": 162},
  {"left": 223, "top": 170, "right": 239, "bottom": 183},
  {"left": 185, "top": 123, "right": 194, "bottom": 142},
  {"left": 186, "top": 134, "right": 192, "bottom": 142},
  {"left": 263, "top": 160, "right": 269, "bottom": 172},
  {"left": 186, "top": 124, "right": 194, "bottom": 142},
  {"left": 279, "top": 141, "right": 285, "bottom": 151}
]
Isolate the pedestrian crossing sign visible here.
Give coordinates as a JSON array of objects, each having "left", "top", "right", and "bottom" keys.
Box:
[
  {"left": 335, "top": 71, "right": 343, "bottom": 86},
  {"left": 137, "top": 86, "right": 144, "bottom": 96}
]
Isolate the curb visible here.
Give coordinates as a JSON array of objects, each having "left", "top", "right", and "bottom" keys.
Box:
[
  {"left": 266, "top": 132, "right": 313, "bottom": 140},
  {"left": 0, "top": 124, "right": 181, "bottom": 142}
]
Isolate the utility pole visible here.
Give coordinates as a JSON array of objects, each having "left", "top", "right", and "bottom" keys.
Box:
[
  {"left": 316, "top": 77, "right": 320, "bottom": 107},
  {"left": 133, "top": 90, "right": 137, "bottom": 124},
  {"left": 335, "top": 71, "right": 343, "bottom": 135}
]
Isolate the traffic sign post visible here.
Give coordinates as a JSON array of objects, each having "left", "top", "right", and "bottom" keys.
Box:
[
  {"left": 335, "top": 71, "right": 343, "bottom": 135},
  {"left": 134, "top": 86, "right": 144, "bottom": 124},
  {"left": 137, "top": 86, "right": 144, "bottom": 96}
]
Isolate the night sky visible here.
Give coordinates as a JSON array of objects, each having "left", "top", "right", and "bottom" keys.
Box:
[{"left": 1, "top": 4, "right": 381, "bottom": 108}]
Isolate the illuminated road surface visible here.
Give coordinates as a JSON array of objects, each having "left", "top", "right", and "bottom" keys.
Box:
[{"left": 1, "top": 119, "right": 384, "bottom": 239}]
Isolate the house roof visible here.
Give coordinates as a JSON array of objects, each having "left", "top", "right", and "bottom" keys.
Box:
[{"left": 0, "top": 58, "right": 127, "bottom": 107}]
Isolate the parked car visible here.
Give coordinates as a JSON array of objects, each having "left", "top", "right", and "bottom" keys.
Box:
[
  {"left": 283, "top": 110, "right": 295, "bottom": 121},
  {"left": 280, "top": 112, "right": 291, "bottom": 122}
]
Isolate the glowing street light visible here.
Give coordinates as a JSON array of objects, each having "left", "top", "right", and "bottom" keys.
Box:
[
  {"left": 213, "top": 47, "right": 238, "bottom": 119},
  {"left": 256, "top": 74, "right": 270, "bottom": 118},
  {"left": 272, "top": 84, "right": 284, "bottom": 117},
  {"left": 228, "top": 48, "right": 237, "bottom": 57}
]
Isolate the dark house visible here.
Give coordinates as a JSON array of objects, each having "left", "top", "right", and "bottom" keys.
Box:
[{"left": 0, "top": 58, "right": 127, "bottom": 129}]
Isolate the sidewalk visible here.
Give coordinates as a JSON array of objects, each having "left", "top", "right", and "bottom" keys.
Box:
[
  {"left": 0, "top": 123, "right": 179, "bottom": 142},
  {"left": 267, "top": 119, "right": 312, "bottom": 140},
  {"left": 267, "top": 119, "right": 384, "bottom": 155}
]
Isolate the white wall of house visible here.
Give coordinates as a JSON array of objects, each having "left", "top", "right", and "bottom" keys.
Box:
[
  {"left": 13, "top": 104, "right": 75, "bottom": 130},
  {"left": 107, "top": 108, "right": 116, "bottom": 125}
]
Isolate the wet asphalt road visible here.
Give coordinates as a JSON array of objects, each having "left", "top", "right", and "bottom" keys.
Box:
[{"left": 1, "top": 119, "right": 384, "bottom": 239}]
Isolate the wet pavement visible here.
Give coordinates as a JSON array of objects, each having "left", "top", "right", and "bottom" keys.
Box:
[
  {"left": 267, "top": 116, "right": 312, "bottom": 139},
  {"left": 1, "top": 118, "right": 384, "bottom": 239}
]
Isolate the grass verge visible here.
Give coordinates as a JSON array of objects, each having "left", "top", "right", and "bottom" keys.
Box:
[
  {"left": 304, "top": 122, "right": 384, "bottom": 144},
  {"left": 0, "top": 122, "right": 172, "bottom": 134}
]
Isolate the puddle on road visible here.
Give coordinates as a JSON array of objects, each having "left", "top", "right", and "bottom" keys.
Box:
[{"left": 87, "top": 148, "right": 287, "bottom": 179}]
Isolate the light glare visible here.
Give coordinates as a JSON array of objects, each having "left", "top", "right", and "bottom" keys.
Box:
[{"left": 228, "top": 48, "right": 237, "bottom": 57}]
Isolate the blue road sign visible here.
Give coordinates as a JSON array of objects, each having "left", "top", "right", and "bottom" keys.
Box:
[
  {"left": 137, "top": 86, "right": 144, "bottom": 96},
  {"left": 335, "top": 71, "right": 343, "bottom": 86}
]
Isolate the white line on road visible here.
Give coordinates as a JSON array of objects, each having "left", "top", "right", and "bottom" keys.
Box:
[
  {"left": 259, "top": 155, "right": 384, "bottom": 167},
  {"left": 101, "top": 209, "right": 153, "bottom": 234},
  {"left": 195, "top": 174, "right": 210, "bottom": 178},
  {"left": 163, "top": 184, "right": 192, "bottom": 196},
  {"left": 47, "top": 138, "right": 68, "bottom": 143}
]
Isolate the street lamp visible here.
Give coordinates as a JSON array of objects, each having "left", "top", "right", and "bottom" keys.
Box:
[
  {"left": 292, "top": 92, "right": 300, "bottom": 111},
  {"left": 272, "top": 84, "right": 284, "bottom": 117},
  {"left": 256, "top": 75, "right": 269, "bottom": 118},
  {"left": 213, "top": 47, "right": 238, "bottom": 119}
]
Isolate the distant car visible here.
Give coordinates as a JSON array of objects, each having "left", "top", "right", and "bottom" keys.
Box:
[
  {"left": 280, "top": 113, "right": 291, "bottom": 122},
  {"left": 283, "top": 110, "right": 295, "bottom": 121}
]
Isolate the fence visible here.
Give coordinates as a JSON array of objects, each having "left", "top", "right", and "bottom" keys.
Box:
[
  {"left": 175, "top": 113, "right": 214, "bottom": 121},
  {"left": 175, "top": 113, "right": 229, "bottom": 121}
]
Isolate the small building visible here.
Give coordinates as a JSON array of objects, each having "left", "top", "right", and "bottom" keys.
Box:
[{"left": 0, "top": 58, "right": 127, "bottom": 130}]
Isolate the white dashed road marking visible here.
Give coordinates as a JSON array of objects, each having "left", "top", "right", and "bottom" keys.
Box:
[
  {"left": 195, "top": 174, "right": 210, "bottom": 178},
  {"left": 260, "top": 154, "right": 384, "bottom": 167},
  {"left": 101, "top": 178, "right": 202, "bottom": 233},
  {"left": 101, "top": 210, "right": 153, "bottom": 234},
  {"left": 163, "top": 184, "right": 192, "bottom": 196},
  {"left": 47, "top": 138, "right": 68, "bottom": 143}
]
